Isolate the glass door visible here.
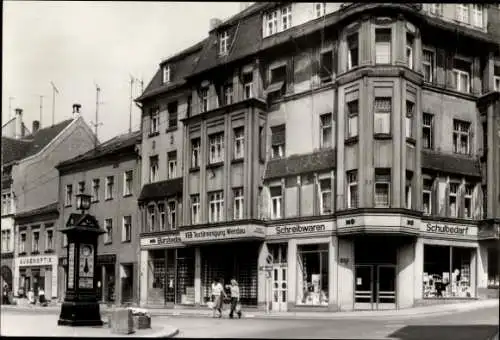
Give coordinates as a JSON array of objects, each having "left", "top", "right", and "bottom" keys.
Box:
[
  {"left": 354, "top": 265, "right": 374, "bottom": 310},
  {"left": 271, "top": 265, "right": 287, "bottom": 312},
  {"left": 376, "top": 265, "right": 396, "bottom": 310}
]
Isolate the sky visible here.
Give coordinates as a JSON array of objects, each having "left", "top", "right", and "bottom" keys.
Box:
[{"left": 2, "top": 1, "right": 242, "bottom": 142}]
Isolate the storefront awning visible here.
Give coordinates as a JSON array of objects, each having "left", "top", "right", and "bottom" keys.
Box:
[{"left": 180, "top": 224, "right": 265, "bottom": 244}]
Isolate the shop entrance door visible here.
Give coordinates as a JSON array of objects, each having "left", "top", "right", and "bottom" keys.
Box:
[
  {"left": 271, "top": 265, "right": 287, "bottom": 312},
  {"left": 354, "top": 264, "right": 396, "bottom": 310}
]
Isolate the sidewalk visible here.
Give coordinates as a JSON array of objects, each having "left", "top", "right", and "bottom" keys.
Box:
[{"left": 2, "top": 298, "right": 498, "bottom": 320}]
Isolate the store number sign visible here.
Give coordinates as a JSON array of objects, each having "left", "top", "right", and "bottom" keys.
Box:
[
  {"left": 67, "top": 243, "right": 75, "bottom": 289},
  {"left": 78, "top": 244, "right": 94, "bottom": 289}
]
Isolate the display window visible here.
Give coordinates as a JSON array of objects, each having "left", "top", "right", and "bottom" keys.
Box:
[
  {"left": 487, "top": 248, "right": 499, "bottom": 288},
  {"left": 423, "top": 245, "right": 474, "bottom": 298},
  {"left": 176, "top": 248, "right": 195, "bottom": 305},
  {"left": 296, "top": 244, "right": 329, "bottom": 306}
]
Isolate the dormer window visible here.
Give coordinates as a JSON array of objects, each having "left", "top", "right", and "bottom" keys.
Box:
[
  {"left": 471, "top": 4, "right": 483, "bottom": 28},
  {"left": 200, "top": 87, "right": 209, "bottom": 112},
  {"left": 265, "top": 10, "right": 278, "bottom": 37},
  {"left": 315, "top": 3, "right": 326, "bottom": 18},
  {"left": 219, "top": 31, "right": 229, "bottom": 55},
  {"left": 162, "top": 65, "right": 170, "bottom": 84},
  {"left": 281, "top": 5, "right": 292, "bottom": 31}
]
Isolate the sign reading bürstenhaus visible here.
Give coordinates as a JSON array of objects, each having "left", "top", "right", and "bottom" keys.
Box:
[{"left": 140, "top": 234, "right": 184, "bottom": 249}]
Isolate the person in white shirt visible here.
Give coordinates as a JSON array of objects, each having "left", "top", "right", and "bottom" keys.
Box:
[
  {"left": 229, "top": 279, "right": 242, "bottom": 319},
  {"left": 210, "top": 278, "right": 226, "bottom": 318}
]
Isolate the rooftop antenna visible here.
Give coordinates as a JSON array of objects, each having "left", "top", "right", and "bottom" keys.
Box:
[
  {"left": 50, "top": 81, "right": 59, "bottom": 126},
  {"left": 91, "top": 83, "right": 104, "bottom": 148},
  {"left": 129, "top": 75, "right": 135, "bottom": 134},
  {"left": 8, "top": 97, "right": 15, "bottom": 120}
]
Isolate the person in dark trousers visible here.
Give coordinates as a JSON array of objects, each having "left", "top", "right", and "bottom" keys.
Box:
[
  {"left": 211, "top": 278, "right": 226, "bottom": 318},
  {"left": 229, "top": 279, "right": 242, "bottom": 319}
]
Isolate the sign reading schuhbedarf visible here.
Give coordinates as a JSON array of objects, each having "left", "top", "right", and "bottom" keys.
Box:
[
  {"left": 180, "top": 225, "right": 265, "bottom": 243},
  {"left": 267, "top": 221, "right": 335, "bottom": 238},
  {"left": 422, "top": 222, "right": 478, "bottom": 238}
]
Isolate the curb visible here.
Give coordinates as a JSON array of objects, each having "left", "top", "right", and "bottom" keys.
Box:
[{"left": 145, "top": 327, "right": 179, "bottom": 338}]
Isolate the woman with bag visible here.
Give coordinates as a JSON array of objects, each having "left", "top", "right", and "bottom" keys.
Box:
[
  {"left": 211, "top": 278, "right": 225, "bottom": 318},
  {"left": 229, "top": 279, "right": 242, "bottom": 319}
]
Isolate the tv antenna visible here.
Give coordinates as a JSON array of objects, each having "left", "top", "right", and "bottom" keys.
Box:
[{"left": 50, "top": 81, "right": 59, "bottom": 126}]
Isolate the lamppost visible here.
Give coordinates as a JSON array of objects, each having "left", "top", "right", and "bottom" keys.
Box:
[{"left": 58, "top": 193, "right": 105, "bottom": 326}]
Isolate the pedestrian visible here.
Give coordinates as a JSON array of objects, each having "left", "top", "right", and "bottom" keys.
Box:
[
  {"left": 211, "top": 278, "right": 225, "bottom": 318},
  {"left": 38, "top": 288, "right": 48, "bottom": 306},
  {"left": 27, "top": 288, "right": 35, "bottom": 305},
  {"left": 229, "top": 279, "right": 242, "bottom": 319}
]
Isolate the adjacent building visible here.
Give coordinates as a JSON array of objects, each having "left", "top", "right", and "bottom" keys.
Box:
[
  {"left": 141, "top": 3, "right": 499, "bottom": 311},
  {"left": 1, "top": 105, "right": 96, "bottom": 300},
  {"left": 55, "top": 130, "right": 142, "bottom": 305}
]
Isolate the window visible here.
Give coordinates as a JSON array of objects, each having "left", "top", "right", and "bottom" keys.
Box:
[
  {"left": 162, "top": 65, "right": 170, "bottom": 84},
  {"left": 375, "top": 29, "right": 391, "bottom": 64},
  {"left": 187, "top": 95, "right": 192, "bottom": 117},
  {"left": 167, "top": 201, "right": 176, "bottom": 229},
  {"left": 423, "top": 178, "right": 433, "bottom": 215},
  {"left": 122, "top": 216, "right": 131, "bottom": 242},
  {"left": 105, "top": 176, "right": 114, "bottom": 200},
  {"left": 123, "top": 170, "right": 133, "bottom": 196},
  {"left": 423, "top": 49, "right": 435, "bottom": 82},
  {"left": 209, "top": 191, "right": 224, "bottom": 223},
  {"left": 62, "top": 234, "right": 68, "bottom": 248},
  {"left": 191, "top": 195, "right": 200, "bottom": 224},
  {"left": 167, "top": 101, "right": 178, "bottom": 129},
  {"left": 374, "top": 97, "right": 392, "bottom": 134},
  {"left": 19, "top": 232, "right": 26, "bottom": 253},
  {"left": 406, "top": 101, "right": 414, "bottom": 139},
  {"left": 405, "top": 172, "right": 413, "bottom": 209},
  {"left": 268, "top": 65, "right": 287, "bottom": 101},
  {"left": 2, "top": 193, "right": 12, "bottom": 215},
  {"left": 156, "top": 204, "right": 163, "bottom": 231},
  {"left": 265, "top": 10, "right": 278, "bottom": 37},
  {"left": 281, "top": 5, "right": 292, "bottom": 31},
  {"left": 471, "top": 4, "right": 483, "bottom": 27},
  {"left": 233, "top": 188, "right": 244, "bottom": 220},
  {"left": 32, "top": 230, "right": 40, "bottom": 253},
  {"left": 449, "top": 182, "right": 459, "bottom": 217},
  {"left": 104, "top": 218, "right": 113, "bottom": 244},
  {"left": 243, "top": 72, "right": 254, "bottom": 99},
  {"left": 374, "top": 170, "right": 391, "bottom": 208},
  {"left": 315, "top": 3, "right": 326, "bottom": 18},
  {"left": 65, "top": 184, "right": 73, "bottom": 206},
  {"left": 223, "top": 84, "right": 233, "bottom": 105},
  {"left": 319, "top": 177, "right": 332, "bottom": 215},
  {"left": 453, "top": 119, "right": 471, "bottom": 155},
  {"left": 167, "top": 151, "right": 177, "bottom": 179},
  {"left": 423, "top": 113, "right": 434, "bottom": 149},
  {"left": 347, "top": 33, "right": 359, "bottom": 70},
  {"left": 494, "top": 76, "right": 500, "bottom": 91},
  {"left": 209, "top": 133, "right": 225, "bottom": 164},
  {"left": 296, "top": 244, "right": 329, "bottom": 306},
  {"left": 200, "top": 87, "right": 209, "bottom": 112},
  {"left": 270, "top": 186, "right": 282, "bottom": 219},
  {"left": 406, "top": 33, "right": 414, "bottom": 69},
  {"left": 464, "top": 184, "right": 473, "bottom": 218},
  {"left": 453, "top": 59, "right": 471, "bottom": 93},
  {"left": 320, "top": 113, "right": 333, "bottom": 148},
  {"left": 429, "top": 3, "right": 443, "bottom": 16},
  {"left": 1, "top": 230, "right": 11, "bottom": 252},
  {"left": 347, "top": 171, "right": 358, "bottom": 209},
  {"left": 271, "top": 125, "right": 286, "bottom": 159},
  {"left": 149, "top": 156, "right": 159, "bottom": 182},
  {"left": 219, "top": 31, "right": 229, "bottom": 55},
  {"left": 456, "top": 4, "right": 469, "bottom": 24},
  {"left": 45, "top": 228, "right": 54, "bottom": 250},
  {"left": 78, "top": 181, "right": 85, "bottom": 194},
  {"left": 233, "top": 127, "right": 245, "bottom": 159},
  {"left": 320, "top": 51, "right": 333, "bottom": 83},
  {"left": 347, "top": 100, "right": 358, "bottom": 138},
  {"left": 150, "top": 107, "right": 159, "bottom": 134},
  {"left": 92, "top": 179, "right": 100, "bottom": 202},
  {"left": 191, "top": 138, "right": 200, "bottom": 168}
]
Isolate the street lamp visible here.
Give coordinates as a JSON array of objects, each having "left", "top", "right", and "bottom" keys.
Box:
[{"left": 58, "top": 193, "right": 105, "bottom": 327}]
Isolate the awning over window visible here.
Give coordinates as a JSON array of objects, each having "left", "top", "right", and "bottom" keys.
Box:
[{"left": 264, "top": 81, "right": 284, "bottom": 96}]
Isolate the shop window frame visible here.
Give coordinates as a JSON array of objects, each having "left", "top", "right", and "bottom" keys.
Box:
[{"left": 296, "top": 243, "right": 329, "bottom": 306}]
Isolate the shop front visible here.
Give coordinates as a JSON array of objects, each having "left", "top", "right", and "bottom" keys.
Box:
[
  {"left": 96, "top": 254, "right": 117, "bottom": 303},
  {"left": 15, "top": 255, "right": 57, "bottom": 300}
]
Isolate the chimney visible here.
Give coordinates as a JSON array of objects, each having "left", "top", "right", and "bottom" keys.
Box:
[
  {"left": 209, "top": 18, "right": 222, "bottom": 31},
  {"left": 32, "top": 120, "right": 40, "bottom": 134},
  {"left": 15, "top": 108, "right": 23, "bottom": 139},
  {"left": 72, "top": 103, "right": 82, "bottom": 117}
]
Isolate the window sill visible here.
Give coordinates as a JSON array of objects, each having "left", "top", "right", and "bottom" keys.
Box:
[
  {"left": 166, "top": 126, "right": 178, "bottom": 133},
  {"left": 148, "top": 131, "right": 160, "bottom": 138},
  {"left": 122, "top": 193, "right": 133, "bottom": 198},
  {"left": 231, "top": 158, "right": 244, "bottom": 165},
  {"left": 373, "top": 133, "right": 392, "bottom": 140},
  {"left": 207, "top": 162, "right": 224, "bottom": 170},
  {"left": 344, "top": 136, "right": 358, "bottom": 145},
  {"left": 189, "top": 167, "right": 200, "bottom": 173},
  {"left": 406, "top": 137, "right": 416, "bottom": 146}
]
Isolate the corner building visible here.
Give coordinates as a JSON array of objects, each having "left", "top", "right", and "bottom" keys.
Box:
[{"left": 137, "top": 3, "right": 500, "bottom": 311}]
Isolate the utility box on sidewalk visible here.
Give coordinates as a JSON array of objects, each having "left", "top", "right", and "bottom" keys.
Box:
[{"left": 111, "top": 308, "right": 135, "bottom": 335}]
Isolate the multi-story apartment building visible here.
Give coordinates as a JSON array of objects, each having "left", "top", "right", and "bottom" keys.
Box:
[
  {"left": 1, "top": 105, "right": 96, "bottom": 300},
  {"left": 136, "top": 3, "right": 500, "bottom": 311},
  {"left": 55, "top": 130, "right": 142, "bottom": 305}
]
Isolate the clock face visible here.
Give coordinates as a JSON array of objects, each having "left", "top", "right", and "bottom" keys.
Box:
[{"left": 82, "top": 245, "right": 91, "bottom": 256}]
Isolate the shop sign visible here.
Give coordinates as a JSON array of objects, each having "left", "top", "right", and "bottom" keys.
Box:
[
  {"left": 18, "top": 255, "right": 55, "bottom": 267},
  {"left": 140, "top": 234, "right": 183, "bottom": 249},
  {"left": 268, "top": 222, "right": 335, "bottom": 238},
  {"left": 180, "top": 224, "right": 266, "bottom": 243},
  {"left": 422, "top": 222, "right": 477, "bottom": 237}
]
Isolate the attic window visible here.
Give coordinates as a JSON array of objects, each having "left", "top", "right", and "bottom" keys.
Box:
[
  {"left": 162, "top": 65, "right": 171, "bottom": 84},
  {"left": 219, "top": 31, "right": 229, "bottom": 55}
]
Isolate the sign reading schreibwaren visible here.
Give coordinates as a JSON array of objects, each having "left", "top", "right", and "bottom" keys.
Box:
[{"left": 267, "top": 221, "right": 335, "bottom": 238}]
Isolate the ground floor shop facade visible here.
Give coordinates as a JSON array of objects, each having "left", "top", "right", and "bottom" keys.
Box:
[
  {"left": 138, "top": 216, "right": 498, "bottom": 311},
  {"left": 13, "top": 255, "right": 57, "bottom": 299}
]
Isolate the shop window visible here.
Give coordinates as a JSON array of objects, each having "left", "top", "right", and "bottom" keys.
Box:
[
  {"left": 200, "top": 87, "right": 209, "bottom": 112},
  {"left": 375, "top": 28, "right": 391, "bottom": 64},
  {"left": 167, "top": 151, "right": 177, "bottom": 179},
  {"left": 65, "top": 184, "right": 73, "bottom": 207},
  {"left": 92, "top": 179, "right": 100, "bottom": 202},
  {"left": 233, "top": 188, "right": 244, "bottom": 220},
  {"left": 487, "top": 248, "right": 499, "bottom": 288},
  {"left": 347, "top": 33, "right": 359, "bottom": 70},
  {"left": 32, "top": 230, "right": 40, "bottom": 253},
  {"left": 422, "top": 178, "right": 433, "bottom": 215},
  {"left": 78, "top": 181, "right": 85, "bottom": 194},
  {"left": 233, "top": 127, "right": 245, "bottom": 159},
  {"left": 104, "top": 218, "right": 113, "bottom": 244},
  {"left": 243, "top": 72, "right": 254, "bottom": 99},
  {"left": 374, "top": 97, "right": 391, "bottom": 135},
  {"left": 464, "top": 183, "right": 473, "bottom": 219},
  {"left": 423, "top": 245, "right": 473, "bottom": 298},
  {"left": 405, "top": 171, "right": 413, "bottom": 209},
  {"left": 191, "top": 138, "right": 200, "bottom": 168},
  {"left": 319, "top": 113, "right": 333, "bottom": 148},
  {"left": 374, "top": 169, "right": 391, "bottom": 208},
  {"left": 319, "top": 51, "right": 333, "bottom": 83},
  {"left": 123, "top": 170, "right": 133, "bottom": 196},
  {"left": 346, "top": 100, "right": 358, "bottom": 138},
  {"left": 150, "top": 107, "right": 159, "bottom": 134},
  {"left": 105, "top": 176, "right": 114, "bottom": 200},
  {"left": 209, "top": 133, "right": 225, "bottom": 164},
  {"left": 157, "top": 203, "right": 165, "bottom": 230},
  {"left": 223, "top": 83, "right": 233, "bottom": 105},
  {"left": 453, "top": 119, "right": 471, "bottom": 155},
  {"left": 423, "top": 49, "right": 435, "bottom": 83},
  {"left": 208, "top": 191, "right": 224, "bottom": 223},
  {"left": 167, "top": 201, "right": 176, "bottom": 230},
  {"left": 347, "top": 170, "right": 358, "bottom": 209},
  {"left": 405, "top": 101, "right": 414, "bottom": 140},
  {"left": 453, "top": 59, "right": 471, "bottom": 93},
  {"left": 191, "top": 195, "right": 200, "bottom": 224},
  {"left": 149, "top": 156, "right": 159, "bottom": 183},
  {"left": 176, "top": 248, "right": 196, "bottom": 305},
  {"left": 406, "top": 33, "right": 414, "bottom": 69},
  {"left": 422, "top": 113, "right": 434, "bottom": 149},
  {"left": 271, "top": 125, "right": 286, "bottom": 159},
  {"left": 296, "top": 244, "right": 329, "bottom": 306},
  {"left": 270, "top": 186, "right": 282, "bottom": 219},
  {"left": 318, "top": 177, "right": 332, "bottom": 215},
  {"left": 449, "top": 182, "right": 459, "bottom": 217}
]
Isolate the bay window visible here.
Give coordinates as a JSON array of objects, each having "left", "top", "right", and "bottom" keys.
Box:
[
  {"left": 347, "top": 170, "right": 358, "bottom": 209},
  {"left": 374, "top": 169, "right": 391, "bottom": 208},
  {"left": 208, "top": 191, "right": 224, "bottom": 223},
  {"left": 375, "top": 28, "right": 391, "bottom": 64},
  {"left": 270, "top": 186, "right": 282, "bottom": 219},
  {"left": 296, "top": 244, "right": 329, "bottom": 306},
  {"left": 374, "top": 97, "right": 391, "bottom": 135},
  {"left": 191, "top": 195, "right": 200, "bottom": 224},
  {"left": 209, "top": 133, "right": 224, "bottom": 164}
]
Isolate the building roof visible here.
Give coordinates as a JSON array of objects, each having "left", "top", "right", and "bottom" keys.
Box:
[
  {"left": 421, "top": 150, "right": 481, "bottom": 178},
  {"left": 15, "top": 202, "right": 59, "bottom": 221},
  {"left": 1, "top": 119, "right": 73, "bottom": 166},
  {"left": 264, "top": 149, "right": 337, "bottom": 180},
  {"left": 2, "top": 117, "right": 31, "bottom": 138},
  {"left": 56, "top": 130, "right": 141, "bottom": 169},
  {"left": 138, "top": 178, "right": 183, "bottom": 202}
]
